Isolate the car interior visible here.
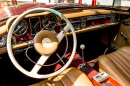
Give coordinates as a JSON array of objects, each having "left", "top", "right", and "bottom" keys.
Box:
[{"left": 0, "top": 3, "right": 130, "bottom": 86}]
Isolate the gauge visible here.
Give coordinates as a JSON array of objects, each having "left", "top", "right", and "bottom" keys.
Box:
[
  {"left": 42, "top": 14, "right": 57, "bottom": 29},
  {"left": 30, "top": 17, "right": 41, "bottom": 35},
  {"left": 0, "top": 35, "right": 6, "bottom": 48},
  {"left": 9, "top": 19, "right": 28, "bottom": 36},
  {"left": 81, "top": 21, "right": 86, "bottom": 28}
]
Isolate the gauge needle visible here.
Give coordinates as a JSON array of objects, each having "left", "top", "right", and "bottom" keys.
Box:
[
  {"left": 14, "top": 24, "right": 25, "bottom": 33},
  {"left": 33, "top": 21, "right": 40, "bottom": 29},
  {"left": 45, "top": 21, "right": 56, "bottom": 28},
  {"left": 44, "top": 18, "right": 48, "bottom": 23},
  {"left": 19, "top": 27, "right": 26, "bottom": 34}
]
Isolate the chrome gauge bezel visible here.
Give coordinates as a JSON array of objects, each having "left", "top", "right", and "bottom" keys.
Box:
[
  {"left": 10, "top": 19, "right": 28, "bottom": 36},
  {"left": 42, "top": 14, "right": 58, "bottom": 30}
]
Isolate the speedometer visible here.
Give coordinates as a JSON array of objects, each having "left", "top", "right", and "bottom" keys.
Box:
[
  {"left": 10, "top": 19, "right": 28, "bottom": 36},
  {"left": 42, "top": 14, "right": 57, "bottom": 29}
]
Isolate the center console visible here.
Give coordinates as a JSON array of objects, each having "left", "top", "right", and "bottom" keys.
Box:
[{"left": 92, "top": 72, "right": 122, "bottom": 86}]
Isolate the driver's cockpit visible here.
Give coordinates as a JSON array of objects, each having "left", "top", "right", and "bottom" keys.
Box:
[{"left": 0, "top": 3, "right": 130, "bottom": 86}]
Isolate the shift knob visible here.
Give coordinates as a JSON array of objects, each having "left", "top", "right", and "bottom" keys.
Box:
[{"left": 80, "top": 44, "right": 85, "bottom": 50}]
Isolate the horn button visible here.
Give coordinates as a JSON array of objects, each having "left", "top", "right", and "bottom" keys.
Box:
[
  {"left": 33, "top": 31, "right": 58, "bottom": 55},
  {"left": 42, "top": 38, "right": 52, "bottom": 47}
]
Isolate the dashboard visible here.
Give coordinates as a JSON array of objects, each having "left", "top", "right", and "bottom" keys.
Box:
[
  {"left": 0, "top": 8, "right": 129, "bottom": 54},
  {"left": 0, "top": 14, "right": 116, "bottom": 46}
]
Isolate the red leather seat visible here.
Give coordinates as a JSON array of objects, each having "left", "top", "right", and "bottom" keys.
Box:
[
  {"left": 29, "top": 67, "right": 94, "bottom": 86},
  {"left": 98, "top": 46, "right": 130, "bottom": 86}
]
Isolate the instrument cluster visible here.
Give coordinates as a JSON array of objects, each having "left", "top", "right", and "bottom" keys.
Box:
[
  {"left": 0, "top": 13, "right": 58, "bottom": 49},
  {"left": 0, "top": 13, "right": 115, "bottom": 49}
]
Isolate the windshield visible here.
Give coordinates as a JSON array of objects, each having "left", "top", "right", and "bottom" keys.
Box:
[{"left": 0, "top": 0, "right": 129, "bottom": 21}]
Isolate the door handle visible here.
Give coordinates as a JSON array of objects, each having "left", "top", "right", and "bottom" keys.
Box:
[{"left": 120, "top": 32, "right": 127, "bottom": 41}]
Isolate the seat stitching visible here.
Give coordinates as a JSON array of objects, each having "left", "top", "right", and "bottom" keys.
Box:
[
  {"left": 116, "top": 51, "right": 130, "bottom": 69},
  {"left": 99, "top": 55, "right": 118, "bottom": 75},
  {"left": 108, "top": 53, "right": 130, "bottom": 77},
  {"left": 111, "top": 52, "right": 130, "bottom": 73},
  {"left": 56, "top": 75, "right": 66, "bottom": 86},
  {"left": 109, "top": 53, "right": 130, "bottom": 76},
  {"left": 48, "top": 79, "right": 54, "bottom": 86},
  {"left": 119, "top": 49, "right": 130, "bottom": 61},
  {"left": 120, "top": 48, "right": 130, "bottom": 56},
  {"left": 99, "top": 55, "right": 124, "bottom": 85},
  {"left": 117, "top": 50, "right": 130, "bottom": 62},
  {"left": 107, "top": 55, "right": 130, "bottom": 80},
  {"left": 64, "top": 73, "right": 74, "bottom": 86}
]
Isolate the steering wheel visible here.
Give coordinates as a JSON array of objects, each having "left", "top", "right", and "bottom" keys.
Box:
[{"left": 7, "top": 8, "right": 77, "bottom": 79}]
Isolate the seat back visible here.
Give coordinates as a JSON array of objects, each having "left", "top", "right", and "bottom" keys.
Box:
[{"left": 98, "top": 46, "right": 130, "bottom": 86}]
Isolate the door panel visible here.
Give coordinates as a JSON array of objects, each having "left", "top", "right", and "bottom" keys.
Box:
[{"left": 112, "top": 18, "right": 130, "bottom": 48}]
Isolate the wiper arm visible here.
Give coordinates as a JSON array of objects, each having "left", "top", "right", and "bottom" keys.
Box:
[
  {"left": 0, "top": 17, "right": 10, "bottom": 22},
  {"left": 112, "top": 0, "right": 116, "bottom": 8}
]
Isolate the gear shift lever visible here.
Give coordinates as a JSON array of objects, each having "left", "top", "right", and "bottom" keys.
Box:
[
  {"left": 79, "top": 44, "right": 89, "bottom": 71},
  {"left": 80, "top": 44, "right": 85, "bottom": 65}
]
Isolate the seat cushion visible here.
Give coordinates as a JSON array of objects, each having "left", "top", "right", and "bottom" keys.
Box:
[
  {"left": 98, "top": 46, "right": 130, "bottom": 86},
  {"left": 29, "top": 67, "right": 93, "bottom": 86}
]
